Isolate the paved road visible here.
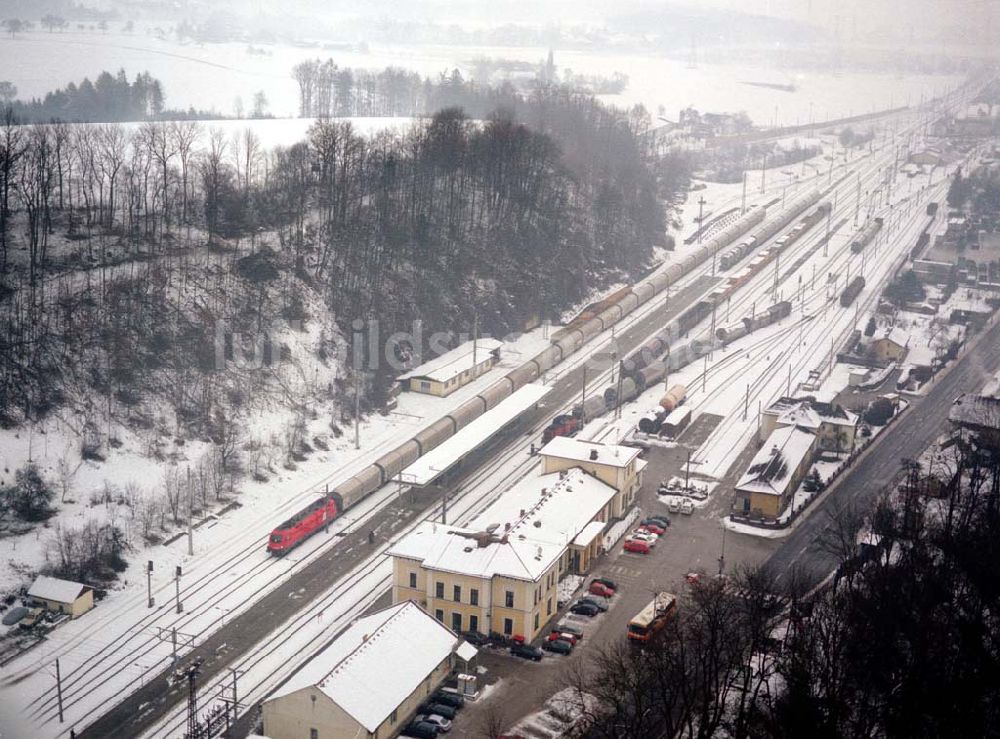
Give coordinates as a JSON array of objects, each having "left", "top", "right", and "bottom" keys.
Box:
[
  {"left": 766, "top": 315, "right": 1000, "bottom": 584},
  {"left": 78, "top": 276, "right": 720, "bottom": 738}
]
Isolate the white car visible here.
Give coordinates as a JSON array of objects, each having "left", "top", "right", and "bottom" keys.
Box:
[
  {"left": 416, "top": 714, "right": 452, "bottom": 733},
  {"left": 679, "top": 499, "right": 695, "bottom": 515},
  {"left": 667, "top": 498, "right": 682, "bottom": 513},
  {"left": 630, "top": 531, "right": 658, "bottom": 545}
]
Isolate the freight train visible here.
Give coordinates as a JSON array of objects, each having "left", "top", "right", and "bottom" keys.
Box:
[
  {"left": 715, "top": 301, "right": 793, "bottom": 344},
  {"left": 718, "top": 195, "right": 828, "bottom": 271},
  {"left": 266, "top": 192, "right": 825, "bottom": 553},
  {"left": 850, "top": 217, "right": 884, "bottom": 253}
]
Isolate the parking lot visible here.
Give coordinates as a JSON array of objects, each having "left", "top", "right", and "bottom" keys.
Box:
[{"left": 451, "top": 430, "right": 777, "bottom": 736}]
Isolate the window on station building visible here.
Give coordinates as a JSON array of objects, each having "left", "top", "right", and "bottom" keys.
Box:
[
  {"left": 505, "top": 590, "right": 514, "bottom": 608},
  {"left": 453, "top": 585, "right": 462, "bottom": 602},
  {"left": 409, "top": 572, "right": 417, "bottom": 588},
  {"left": 435, "top": 581, "right": 444, "bottom": 598},
  {"left": 470, "top": 588, "right": 479, "bottom": 606}
]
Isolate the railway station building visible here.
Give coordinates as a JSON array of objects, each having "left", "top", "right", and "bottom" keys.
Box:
[
  {"left": 397, "top": 338, "right": 503, "bottom": 397},
  {"left": 261, "top": 601, "right": 475, "bottom": 739},
  {"left": 388, "top": 438, "right": 644, "bottom": 642},
  {"left": 734, "top": 424, "right": 817, "bottom": 519}
]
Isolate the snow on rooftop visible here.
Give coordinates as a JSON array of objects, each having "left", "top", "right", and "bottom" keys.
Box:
[
  {"left": 398, "top": 338, "right": 504, "bottom": 382},
  {"left": 400, "top": 384, "right": 551, "bottom": 486},
  {"left": 736, "top": 426, "right": 815, "bottom": 496},
  {"left": 269, "top": 601, "right": 463, "bottom": 732},
  {"left": 777, "top": 404, "right": 822, "bottom": 430},
  {"left": 950, "top": 394, "right": 1000, "bottom": 430},
  {"left": 389, "top": 467, "right": 616, "bottom": 581},
  {"left": 539, "top": 436, "right": 641, "bottom": 468},
  {"left": 28, "top": 576, "right": 89, "bottom": 604}
]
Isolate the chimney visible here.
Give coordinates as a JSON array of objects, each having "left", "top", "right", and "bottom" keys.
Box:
[
  {"left": 504, "top": 522, "right": 511, "bottom": 531},
  {"left": 519, "top": 509, "right": 526, "bottom": 517},
  {"left": 589, "top": 449, "right": 598, "bottom": 461}
]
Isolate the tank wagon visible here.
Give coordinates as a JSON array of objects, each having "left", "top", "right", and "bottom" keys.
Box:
[
  {"left": 840, "top": 276, "right": 866, "bottom": 307},
  {"left": 268, "top": 193, "right": 826, "bottom": 552}
]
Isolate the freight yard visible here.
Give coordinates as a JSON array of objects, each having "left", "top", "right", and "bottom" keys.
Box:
[{"left": 0, "top": 28, "right": 996, "bottom": 738}]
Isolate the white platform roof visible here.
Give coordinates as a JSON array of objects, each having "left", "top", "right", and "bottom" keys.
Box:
[
  {"left": 398, "top": 338, "right": 503, "bottom": 383},
  {"left": 539, "top": 436, "right": 642, "bottom": 469},
  {"left": 400, "top": 383, "right": 551, "bottom": 486},
  {"left": 389, "top": 467, "right": 617, "bottom": 582},
  {"left": 269, "top": 601, "right": 472, "bottom": 732},
  {"left": 571, "top": 520, "right": 607, "bottom": 548},
  {"left": 28, "top": 576, "right": 89, "bottom": 604}
]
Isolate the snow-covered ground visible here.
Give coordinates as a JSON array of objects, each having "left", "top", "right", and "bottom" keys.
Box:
[{"left": 0, "top": 30, "right": 965, "bottom": 124}]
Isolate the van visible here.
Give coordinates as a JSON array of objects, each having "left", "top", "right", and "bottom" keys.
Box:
[{"left": 19, "top": 607, "right": 45, "bottom": 630}]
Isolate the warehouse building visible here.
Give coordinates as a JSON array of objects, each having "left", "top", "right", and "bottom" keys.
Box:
[
  {"left": 262, "top": 601, "right": 475, "bottom": 739},
  {"left": 398, "top": 338, "right": 503, "bottom": 397},
  {"left": 27, "top": 576, "right": 94, "bottom": 618}
]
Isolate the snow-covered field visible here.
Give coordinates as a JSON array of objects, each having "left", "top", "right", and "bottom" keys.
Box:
[{"left": 0, "top": 30, "right": 965, "bottom": 124}]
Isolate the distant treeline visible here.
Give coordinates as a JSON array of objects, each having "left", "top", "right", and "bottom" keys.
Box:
[
  {"left": 5, "top": 69, "right": 216, "bottom": 123},
  {"left": 290, "top": 59, "right": 627, "bottom": 120}
]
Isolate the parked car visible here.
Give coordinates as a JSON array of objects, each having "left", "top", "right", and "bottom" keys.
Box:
[
  {"left": 431, "top": 691, "right": 465, "bottom": 710},
  {"left": 569, "top": 601, "right": 601, "bottom": 617},
  {"left": 667, "top": 498, "right": 682, "bottom": 513},
  {"left": 680, "top": 499, "right": 695, "bottom": 515},
  {"left": 415, "top": 714, "right": 453, "bottom": 733},
  {"left": 588, "top": 581, "right": 615, "bottom": 597},
  {"left": 578, "top": 597, "right": 609, "bottom": 612},
  {"left": 1, "top": 605, "right": 28, "bottom": 627},
  {"left": 623, "top": 538, "right": 651, "bottom": 554},
  {"left": 638, "top": 522, "right": 665, "bottom": 535},
  {"left": 592, "top": 577, "right": 618, "bottom": 590},
  {"left": 548, "top": 631, "right": 578, "bottom": 645},
  {"left": 543, "top": 638, "right": 573, "bottom": 655},
  {"left": 460, "top": 630, "right": 489, "bottom": 647},
  {"left": 630, "top": 531, "right": 658, "bottom": 545},
  {"left": 554, "top": 623, "right": 584, "bottom": 641},
  {"left": 510, "top": 643, "right": 544, "bottom": 661},
  {"left": 18, "top": 607, "right": 44, "bottom": 630},
  {"left": 420, "top": 703, "right": 457, "bottom": 720},
  {"left": 642, "top": 517, "right": 670, "bottom": 529},
  {"left": 404, "top": 721, "right": 440, "bottom": 738}
]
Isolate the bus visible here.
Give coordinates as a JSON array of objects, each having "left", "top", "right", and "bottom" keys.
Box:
[{"left": 627, "top": 592, "right": 677, "bottom": 643}]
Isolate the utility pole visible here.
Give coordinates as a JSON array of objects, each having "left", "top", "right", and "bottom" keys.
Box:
[
  {"left": 702, "top": 355, "right": 708, "bottom": 393},
  {"left": 183, "top": 659, "right": 203, "bottom": 739},
  {"left": 854, "top": 172, "right": 861, "bottom": 227},
  {"left": 786, "top": 363, "right": 792, "bottom": 396},
  {"left": 581, "top": 366, "right": 588, "bottom": 422},
  {"left": 741, "top": 170, "right": 747, "bottom": 214},
  {"left": 697, "top": 196, "right": 707, "bottom": 242},
  {"left": 354, "top": 371, "right": 361, "bottom": 450},
  {"left": 743, "top": 384, "right": 749, "bottom": 421},
  {"left": 709, "top": 304, "right": 716, "bottom": 360},
  {"left": 146, "top": 560, "right": 154, "bottom": 608},
  {"left": 684, "top": 449, "right": 691, "bottom": 492},
  {"left": 175, "top": 565, "right": 183, "bottom": 614},
  {"left": 56, "top": 659, "right": 64, "bottom": 724},
  {"left": 824, "top": 205, "right": 832, "bottom": 257},
  {"left": 472, "top": 310, "right": 479, "bottom": 371},
  {"left": 760, "top": 153, "right": 767, "bottom": 193},
  {"left": 186, "top": 467, "right": 193, "bottom": 556}
]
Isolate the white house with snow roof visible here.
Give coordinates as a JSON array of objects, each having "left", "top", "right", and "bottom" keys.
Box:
[
  {"left": 734, "top": 425, "right": 817, "bottom": 519},
  {"left": 261, "top": 600, "right": 474, "bottom": 739}
]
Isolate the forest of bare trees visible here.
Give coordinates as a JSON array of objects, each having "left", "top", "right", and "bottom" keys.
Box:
[
  {"left": 0, "top": 78, "right": 665, "bottom": 435},
  {"left": 563, "top": 421, "right": 1000, "bottom": 738}
]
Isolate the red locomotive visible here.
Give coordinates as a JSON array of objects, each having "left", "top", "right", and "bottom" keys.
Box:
[
  {"left": 267, "top": 494, "right": 341, "bottom": 554},
  {"left": 542, "top": 414, "right": 581, "bottom": 444}
]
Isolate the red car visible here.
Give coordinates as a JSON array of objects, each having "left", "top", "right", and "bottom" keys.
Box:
[
  {"left": 638, "top": 522, "right": 665, "bottom": 535},
  {"left": 589, "top": 581, "right": 616, "bottom": 597},
  {"left": 548, "top": 631, "right": 578, "bottom": 646},
  {"left": 623, "top": 538, "right": 651, "bottom": 554}
]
